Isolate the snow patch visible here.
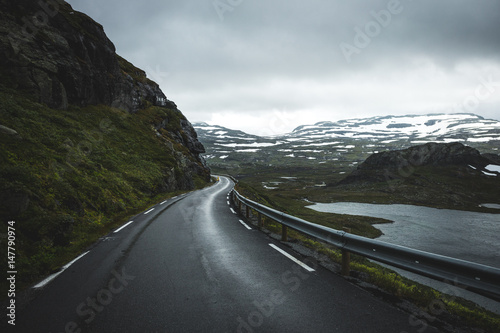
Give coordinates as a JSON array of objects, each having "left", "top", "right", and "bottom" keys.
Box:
[{"left": 484, "top": 165, "right": 500, "bottom": 173}]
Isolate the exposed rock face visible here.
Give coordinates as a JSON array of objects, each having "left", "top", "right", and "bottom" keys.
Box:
[
  {"left": 340, "top": 142, "right": 497, "bottom": 184},
  {"left": 0, "top": 0, "right": 170, "bottom": 113},
  {"left": 0, "top": 0, "right": 210, "bottom": 188}
]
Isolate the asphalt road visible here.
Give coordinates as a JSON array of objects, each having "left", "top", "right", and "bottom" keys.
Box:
[{"left": 8, "top": 177, "right": 442, "bottom": 332}]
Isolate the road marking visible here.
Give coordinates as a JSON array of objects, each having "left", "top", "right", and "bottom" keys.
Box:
[
  {"left": 144, "top": 208, "right": 155, "bottom": 215},
  {"left": 114, "top": 220, "right": 134, "bottom": 233},
  {"left": 239, "top": 219, "right": 252, "bottom": 230},
  {"left": 268, "top": 244, "right": 315, "bottom": 272},
  {"left": 230, "top": 208, "right": 237, "bottom": 214},
  {"left": 227, "top": 201, "right": 230, "bottom": 205},
  {"left": 160, "top": 200, "right": 167, "bottom": 205},
  {"left": 33, "top": 251, "right": 90, "bottom": 289}
]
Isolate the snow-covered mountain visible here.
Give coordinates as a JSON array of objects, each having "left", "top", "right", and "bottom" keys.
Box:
[
  {"left": 289, "top": 113, "right": 500, "bottom": 143},
  {"left": 194, "top": 113, "right": 500, "bottom": 170}
]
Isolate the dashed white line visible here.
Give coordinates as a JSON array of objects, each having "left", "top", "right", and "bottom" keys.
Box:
[
  {"left": 160, "top": 200, "right": 167, "bottom": 205},
  {"left": 33, "top": 251, "right": 90, "bottom": 289},
  {"left": 144, "top": 208, "right": 155, "bottom": 215},
  {"left": 239, "top": 219, "right": 252, "bottom": 230},
  {"left": 269, "top": 244, "right": 315, "bottom": 272},
  {"left": 230, "top": 208, "right": 237, "bottom": 214},
  {"left": 114, "top": 221, "right": 134, "bottom": 233},
  {"left": 227, "top": 201, "right": 230, "bottom": 205}
]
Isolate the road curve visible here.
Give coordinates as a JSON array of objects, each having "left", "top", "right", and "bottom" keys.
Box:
[{"left": 9, "top": 177, "right": 441, "bottom": 332}]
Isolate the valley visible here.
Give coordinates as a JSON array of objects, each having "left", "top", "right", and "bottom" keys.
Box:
[{"left": 195, "top": 113, "right": 500, "bottom": 239}]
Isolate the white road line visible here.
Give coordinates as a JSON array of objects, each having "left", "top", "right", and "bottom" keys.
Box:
[
  {"left": 144, "top": 208, "right": 155, "bottom": 215},
  {"left": 227, "top": 201, "right": 230, "bottom": 205},
  {"left": 114, "top": 221, "right": 134, "bottom": 233},
  {"left": 160, "top": 200, "right": 167, "bottom": 205},
  {"left": 230, "top": 208, "right": 237, "bottom": 214},
  {"left": 269, "top": 244, "right": 315, "bottom": 272},
  {"left": 33, "top": 251, "right": 90, "bottom": 289},
  {"left": 238, "top": 219, "right": 252, "bottom": 230}
]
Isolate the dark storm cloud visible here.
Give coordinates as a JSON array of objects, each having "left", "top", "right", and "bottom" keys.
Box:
[{"left": 67, "top": 0, "right": 500, "bottom": 133}]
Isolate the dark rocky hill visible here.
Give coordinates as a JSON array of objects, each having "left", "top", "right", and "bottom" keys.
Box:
[
  {"left": 334, "top": 143, "right": 500, "bottom": 210},
  {"left": 340, "top": 142, "right": 498, "bottom": 184},
  {"left": 0, "top": 0, "right": 210, "bottom": 291},
  {"left": 0, "top": 0, "right": 172, "bottom": 112}
]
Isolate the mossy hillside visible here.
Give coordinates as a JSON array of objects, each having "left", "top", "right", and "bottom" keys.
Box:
[{"left": 0, "top": 86, "right": 209, "bottom": 293}]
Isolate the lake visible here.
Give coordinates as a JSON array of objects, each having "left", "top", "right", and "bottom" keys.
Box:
[
  {"left": 307, "top": 202, "right": 500, "bottom": 268},
  {"left": 307, "top": 202, "right": 500, "bottom": 314},
  {"left": 307, "top": 202, "right": 500, "bottom": 312}
]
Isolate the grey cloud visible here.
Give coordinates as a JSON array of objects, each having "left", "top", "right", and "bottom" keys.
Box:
[{"left": 66, "top": 0, "right": 500, "bottom": 133}]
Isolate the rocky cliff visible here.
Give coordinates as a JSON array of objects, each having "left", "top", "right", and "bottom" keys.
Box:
[
  {"left": 0, "top": 0, "right": 210, "bottom": 287},
  {"left": 0, "top": 0, "right": 172, "bottom": 112},
  {"left": 0, "top": 0, "right": 209, "bottom": 186}
]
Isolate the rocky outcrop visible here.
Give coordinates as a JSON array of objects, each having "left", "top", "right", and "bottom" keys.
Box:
[
  {"left": 0, "top": 0, "right": 169, "bottom": 113},
  {"left": 0, "top": 0, "right": 210, "bottom": 187},
  {"left": 339, "top": 142, "right": 498, "bottom": 184}
]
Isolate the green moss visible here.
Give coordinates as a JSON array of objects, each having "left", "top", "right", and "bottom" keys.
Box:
[
  {"left": 0, "top": 87, "right": 209, "bottom": 296},
  {"left": 117, "top": 55, "right": 156, "bottom": 87}
]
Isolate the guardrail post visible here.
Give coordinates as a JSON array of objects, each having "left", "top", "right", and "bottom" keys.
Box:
[
  {"left": 258, "top": 212, "right": 263, "bottom": 229},
  {"left": 246, "top": 205, "right": 250, "bottom": 219},
  {"left": 238, "top": 200, "right": 242, "bottom": 214},
  {"left": 341, "top": 227, "right": 351, "bottom": 276},
  {"left": 281, "top": 225, "right": 288, "bottom": 242}
]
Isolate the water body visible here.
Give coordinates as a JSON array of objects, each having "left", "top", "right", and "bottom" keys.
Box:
[
  {"left": 308, "top": 202, "right": 500, "bottom": 312},
  {"left": 308, "top": 202, "right": 500, "bottom": 268}
]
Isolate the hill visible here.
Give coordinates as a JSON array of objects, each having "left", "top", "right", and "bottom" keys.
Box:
[
  {"left": 0, "top": 0, "right": 210, "bottom": 290},
  {"left": 331, "top": 142, "right": 500, "bottom": 210}
]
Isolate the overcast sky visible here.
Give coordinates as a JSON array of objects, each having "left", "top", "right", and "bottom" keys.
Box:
[{"left": 66, "top": 0, "right": 500, "bottom": 135}]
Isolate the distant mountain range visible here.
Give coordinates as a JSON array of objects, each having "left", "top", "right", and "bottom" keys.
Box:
[{"left": 194, "top": 113, "right": 500, "bottom": 171}]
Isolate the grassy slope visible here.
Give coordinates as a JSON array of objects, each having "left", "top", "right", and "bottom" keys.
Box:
[{"left": 0, "top": 86, "right": 209, "bottom": 294}]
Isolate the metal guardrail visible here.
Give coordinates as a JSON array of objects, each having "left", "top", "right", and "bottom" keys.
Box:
[{"left": 232, "top": 189, "right": 500, "bottom": 302}]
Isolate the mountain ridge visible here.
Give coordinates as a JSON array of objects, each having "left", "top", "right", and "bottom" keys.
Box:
[{"left": 194, "top": 113, "right": 500, "bottom": 172}]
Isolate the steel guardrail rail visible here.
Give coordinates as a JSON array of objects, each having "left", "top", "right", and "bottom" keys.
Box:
[{"left": 232, "top": 189, "right": 500, "bottom": 301}]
